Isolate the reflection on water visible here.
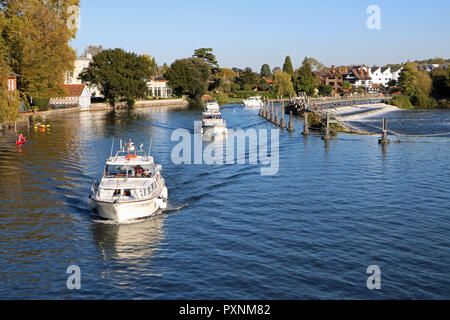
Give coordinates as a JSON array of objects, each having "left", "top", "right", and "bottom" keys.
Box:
[{"left": 92, "top": 214, "right": 166, "bottom": 263}]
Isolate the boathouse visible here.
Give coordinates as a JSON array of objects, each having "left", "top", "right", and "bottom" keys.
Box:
[{"left": 49, "top": 84, "right": 91, "bottom": 110}]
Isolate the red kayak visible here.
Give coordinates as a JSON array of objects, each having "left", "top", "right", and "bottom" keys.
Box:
[{"left": 16, "top": 139, "right": 26, "bottom": 146}]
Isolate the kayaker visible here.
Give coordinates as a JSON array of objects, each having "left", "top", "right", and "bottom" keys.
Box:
[{"left": 18, "top": 133, "right": 25, "bottom": 142}]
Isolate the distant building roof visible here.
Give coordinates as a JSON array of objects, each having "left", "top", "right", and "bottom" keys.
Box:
[{"left": 64, "top": 84, "right": 87, "bottom": 97}]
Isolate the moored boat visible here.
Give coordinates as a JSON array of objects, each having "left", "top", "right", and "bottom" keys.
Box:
[
  {"left": 89, "top": 139, "right": 168, "bottom": 222},
  {"left": 243, "top": 96, "right": 263, "bottom": 108}
]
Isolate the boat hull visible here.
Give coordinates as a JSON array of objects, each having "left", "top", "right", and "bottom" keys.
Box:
[
  {"left": 90, "top": 187, "right": 168, "bottom": 222},
  {"left": 202, "top": 126, "right": 227, "bottom": 137},
  {"left": 243, "top": 102, "right": 263, "bottom": 108}
]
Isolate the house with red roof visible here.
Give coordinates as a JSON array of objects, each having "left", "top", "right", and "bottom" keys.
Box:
[
  {"left": 49, "top": 84, "right": 91, "bottom": 110},
  {"left": 344, "top": 66, "right": 373, "bottom": 89}
]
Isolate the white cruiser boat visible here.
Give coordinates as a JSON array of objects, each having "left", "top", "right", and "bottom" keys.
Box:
[
  {"left": 243, "top": 96, "right": 264, "bottom": 108},
  {"left": 202, "top": 101, "right": 227, "bottom": 137},
  {"left": 89, "top": 139, "right": 168, "bottom": 222}
]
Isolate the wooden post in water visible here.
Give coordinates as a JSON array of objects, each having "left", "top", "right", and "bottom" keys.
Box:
[
  {"left": 378, "top": 118, "right": 390, "bottom": 145},
  {"left": 271, "top": 102, "right": 275, "bottom": 123},
  {"left": 322, "top": 114, "right": 331, "bottom": 140},
  {"left": 275, "top": 107, "right": 280, "bottom": 126},
  {"left": 287, "top": 111, "right": 295, "bottom": 132},
  {"left": 280, "top": 105, "right": 286, "bottom": 128},
  {"left": 302, "top": 112, "right": 310, "bottom": 135}
]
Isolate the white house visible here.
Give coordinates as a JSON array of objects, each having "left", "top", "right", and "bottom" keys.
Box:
[
  {"left": 369, "top": 67, "right": 404, "bottom": 87},
  {"left": 147, "top": 77, "right": 173, "bottom": 98},
  {"left": 50, "top": 84, "right": 91, "bottom": 110},
  {"left": 391, "top": 67, "right": 403, "bottom": 81},
  {"left": 65, "top": 54, "right": 101, "bottom": 97}
]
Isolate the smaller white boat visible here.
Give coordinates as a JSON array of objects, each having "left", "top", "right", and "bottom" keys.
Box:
[
  {"left": 201, "top": 101, "right": 227, "bottom": 137},
  {"left": 243, "top": 96, "right": 264, "bottom": 108}
]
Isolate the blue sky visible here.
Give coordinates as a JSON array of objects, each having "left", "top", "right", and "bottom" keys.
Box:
[{"left": 71, "top": 0, "right": 450, "bottom": 71}]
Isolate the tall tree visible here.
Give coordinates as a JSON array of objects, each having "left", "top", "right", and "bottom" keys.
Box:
[
  {"left": 237, "top": 67, "right": 259, "bottom": 90},
  {"left": 303, "top": 57, "right": 325, "bottom": 72},
  {"left": 398, "top": 62, "right": 433, "bottom": 107},
  {"left": 272, "top": 66, "right": 282, "bottom": 75},
  {"left": 84, "top": 45, "right": 104, "bottom": 57},
  {"left": 165, "top": 57, "right": 211, "bottom": 102},
  {"left": 0, "top": 21, "right": 18, "bottom": 124},
  {"left": 283, "top": 56, "right": 294, "bottom": 77},
  {"left": 221, "top": 68, "right": 235, "bottom": 81},
  {"left": 2, "top": 0, "right": 79, "bottom": 98},
  {"left": 294, "top": 57, "right": 319, "bottom": 96},
  {"left": 260, "top": 64, "right": 272, "bottom": 78},
  {"left": 142, "top": 54, "right": 158, "bottom": 77},
  {"left": 273, "top": 72, "right": 295, "bottom": 97},
  {"left": 79, "top": 49, "right": 154, "bottom": 106},
  {"left": 431, "top": 67, "right": 450, "bottom": 99},
  {"left": 193, "top": 48, "right": 220, "bottom": 75}
]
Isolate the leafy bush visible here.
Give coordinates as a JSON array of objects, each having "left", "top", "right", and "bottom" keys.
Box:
[
  {"left": 215, "top": 92, "right": 228, "bottom": 105},
  {"left": 319, "top": 84, "right": 333, "bottom": 96},
  {"left": 390, "top": 95, "right": 414, "bottom": 109},
  {"left": 32, "top": 98, "right": 49, "bottom": 111}
]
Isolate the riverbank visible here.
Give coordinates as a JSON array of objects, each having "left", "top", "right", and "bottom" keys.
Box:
[
  {"left": 91, "top": 98, "right": 188, "bottom": 111},
  {"left": 15, "top": 98, "right": 189, "bottom": 122}
]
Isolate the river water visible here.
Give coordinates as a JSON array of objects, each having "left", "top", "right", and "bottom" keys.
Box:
[{"left": 0, "top": 105, "right": 449, "bottom": 299}]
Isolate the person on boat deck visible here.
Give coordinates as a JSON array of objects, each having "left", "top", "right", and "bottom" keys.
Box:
[{"left": 135, "top": 166, "right": 143, "bottom": 177}]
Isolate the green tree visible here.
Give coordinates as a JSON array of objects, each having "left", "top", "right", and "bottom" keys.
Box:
[
  {"left": 398, "top": 62, "right": 434, "bottom": 107},
  {"left": 142, "top": 54, "right": 158, "bottom": 78},
  {"left": 283, "top": 56, "right": 294, "bottom": 77},
  {"left": 193, "top": 48, "right": 220, "bottom": 75},
  {"left": 294, "top": 57, "right": 319, "bottom": 96},
  {"left": 431, "top": 68, "right": 450, "bottom": 99},
  {"left": 260, "top": 64, "right": 272, "bottom": 78},
  {"left": 0, "top": 61, "right": 19, "bottom": 124},
  {"left": 79, "top": 48, "right": 154, "bottom": 106},
  {"left": 272, "top": 67, "right": 282, "bottom": 74},
  {"left": 273, "top": 72, "right": 295, "bottom": 97},
  {"left": 342, "top": 81, "right": 351, "bottom": 91},
  {"left": 318, "top": 84, "right": 333, "bottom": 96},
  {"left": 303, "top": 57, "right": 325, "bottom": 72},
  {"left": 84, "top": 45, "right": 104, "bottom": 57},
  {"left": 2, "top": 0, "right": 79, "bottom": 98},
  {"left": 237, "top": 67, "right": 259, "bottom": 90},
  {"left": 165, "top": 57, "right": 211, "bottom": 102}
]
